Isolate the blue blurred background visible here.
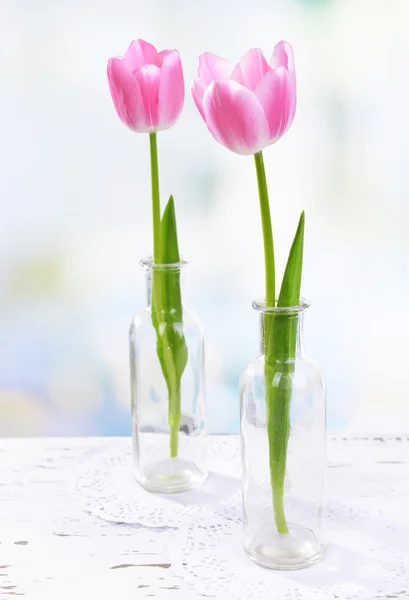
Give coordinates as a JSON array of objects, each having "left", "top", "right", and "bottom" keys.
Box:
[{"left": 1, "top": 0, "right": 408, "bottom": 436}]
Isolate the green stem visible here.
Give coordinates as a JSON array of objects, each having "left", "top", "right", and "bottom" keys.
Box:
[
  {"left": 149, "top": 132, "right": 161, "bottom": 263},
  {"left": 273, "top": 482, "right": 288, "bottom": 533},
  {"left": 149, "top": 131, "right": 162, "bottom": 342},
  {"left": 254, "top": 150, "right": 289, "bottom": 535},
  {"left": 169, "top": 386, "right": 181, "bottom": 458},
  {"left": 254, "top": 151, "right": 275, "bottom": 306},
  {"left": 267, "top": 379, "right": 291, "bottom": 534},
  {"left": 149, "top": 133, "right": 182, "bottom": 459}
]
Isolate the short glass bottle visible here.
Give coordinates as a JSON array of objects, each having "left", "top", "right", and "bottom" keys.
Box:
[
  {"left": 240, "top": 298, "right": 326, "bottom": 570},
  {"left": 129, "top": 257, "right": 206, "bottom": 493}
]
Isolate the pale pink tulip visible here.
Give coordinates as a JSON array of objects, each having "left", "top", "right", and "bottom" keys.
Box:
[
  {"left": 192, "top": 42, "right": 296, "bottom": 155},
  {"left": 107, "top": 39, "right": 184, "bottom": 133}
]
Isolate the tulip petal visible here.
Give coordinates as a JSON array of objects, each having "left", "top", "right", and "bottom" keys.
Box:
[
  {"left": 191, "top": 78, "right": 207, "bottom": 120},
  {"left": 231, "top": 48, "right": 270, "bottom": 91},
  {"left": 284, "top": 71, "right": 296, "bottom": 133},
  {"left": 271, "top": 41, "right": 295, "bottom": 73},
  {"left": 202, "top": 80, "right": 269, "bottom": 155},
  {"left": 154, "top": 49, "right": 168, "bottom": 68},
  {"left": 133, "top": 64, "right": 161, "bottom": 131},
  {"left": 157, "top": 50, "right": 184, "bottom": 130},
  {"left": 255, "top": 67, "right": 296, "bottom": 141},
  {"left": 270, "top": 42, "right": 296, "bottom": 135},
  {"left": 197, "top": 52, "right": 232, "bottom": 86},
  {"left": 107, "top": 57, "right": 148, "bottom": 132},
  {"left": 255, "top": 69, "right": 282, "bottom": 139},
  {"left": 125, "top": 39, "right": 158, "bottom": 70}
]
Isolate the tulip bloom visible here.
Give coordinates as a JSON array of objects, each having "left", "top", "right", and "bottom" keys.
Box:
[
  {"left": 107, "top": 40, "right": 187, "bottom": 458},
  {"left": 193, "top": 42, "right": 302, "bottom": 536},
  {"left": 107, "top": 39, "right": 184, "bottom": 133},
  {"left": 192, "top": 42, "right": 296, "bottom": 155}
]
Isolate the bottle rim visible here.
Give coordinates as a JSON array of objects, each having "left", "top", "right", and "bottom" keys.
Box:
[
  {"left": 252, "top": 297, "right": 311, "bottom": 314},
  {"left": 140, "top": 255, "right": 190, "bottom": 271}
]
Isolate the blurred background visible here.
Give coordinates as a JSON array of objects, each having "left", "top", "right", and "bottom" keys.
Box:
[{"left": 1, "top": 0, "right": 408, "bottom": 436}]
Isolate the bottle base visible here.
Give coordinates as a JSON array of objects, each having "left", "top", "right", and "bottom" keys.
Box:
[
  {"left": 245, "top": 523, "right": 325, "bottom": 571},
  {"left": 136, "top": 457, "right": 207, "bottom": 494}
]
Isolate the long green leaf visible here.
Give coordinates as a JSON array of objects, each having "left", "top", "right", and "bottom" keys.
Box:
[
  {"left": 266, "top": 211, "right": 305, "bottom": 534},
  {"left": 278, "top": 210, "right": 305, "bottom": 307},
  {"left": 151, "top": 196, "right": 188, "bottom": 457},
  {"left": 159, "top": 195, "right": 180, "bottom": 263},
  {"left": 159, "top": 195, "right": 188, "bottom": 383}
]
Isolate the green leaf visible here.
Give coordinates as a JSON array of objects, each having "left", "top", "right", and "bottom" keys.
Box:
[
  {"left": 159, "top": 195, "right": 180, "bottom": 263},
  {"left": 266, "top": 211, "right": 305, "bottom": 363},
  {"left": 277, "top": 210, "right": 305, "bottom": 308},
  {"left": 265, "top": 211, "right": 305, "bottom": 534},
  {"left": 158, "top": 196, "right": 188, "bottom": 381},
  {"left": 151, "top": 195, "right": 188, "bottom": 457}
]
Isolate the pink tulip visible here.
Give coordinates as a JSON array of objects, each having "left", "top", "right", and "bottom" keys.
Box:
[
  {"left": 107, "top": 39, "right": 184, "bottom": 133},
  {"left": 192, "top": 42, "right": 296, "bottom": 155}
]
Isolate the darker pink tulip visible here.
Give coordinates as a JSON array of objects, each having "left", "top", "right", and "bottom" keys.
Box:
[
  {"left": 192, "top": 42, "right": 296, "bottom": 155},
  {"left": 107, "top": 39, "right": 184, "bottom": 133}
]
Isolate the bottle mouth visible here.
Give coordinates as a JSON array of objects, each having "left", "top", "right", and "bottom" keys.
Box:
[
  {"left": 140, "top": 255, "right": 190, "bottom": 271},
  {"left": 252, "top": 297, "right": 311, "bottom": 314}
]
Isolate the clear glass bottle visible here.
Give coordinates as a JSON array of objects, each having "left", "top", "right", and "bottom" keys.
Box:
[
  {"left": 129, "top": 257, "right": 206, "bottom": 493},
  {"left": 240, "top": 298, "right": 326, "bottom": 570}
]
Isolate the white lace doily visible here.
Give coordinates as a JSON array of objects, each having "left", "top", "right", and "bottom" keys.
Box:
[
  {"left": 77, "top": 436, "right": 241, "bottom": 528},
  {"left": 76, "top": 435, "right": 409, "bottom": 598},
  {"left": 171, "top": 501, "right": 409, "bottom": 600}
]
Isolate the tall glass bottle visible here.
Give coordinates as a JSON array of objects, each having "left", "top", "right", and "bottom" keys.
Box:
[
  {"left": 130, "top": 257, "right": 206, "bottom": 493},
  {"left": 240, "top": 299, "right": 326, "bottom": 569}
]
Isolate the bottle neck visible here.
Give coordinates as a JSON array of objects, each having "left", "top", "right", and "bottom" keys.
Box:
[
  {"left": 145, "top": 266, "right": 185, "bottom": 309},
  {"left": 259, "top": 311, "right": 305, "bottom": 357},
  {"left": 145, "top": 267, "right": 154, "bottom": 308}
]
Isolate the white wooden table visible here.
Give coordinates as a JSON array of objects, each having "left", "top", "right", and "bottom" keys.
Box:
[{"left": 0, "top": 435, "right": 408, "bottom": 599}]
